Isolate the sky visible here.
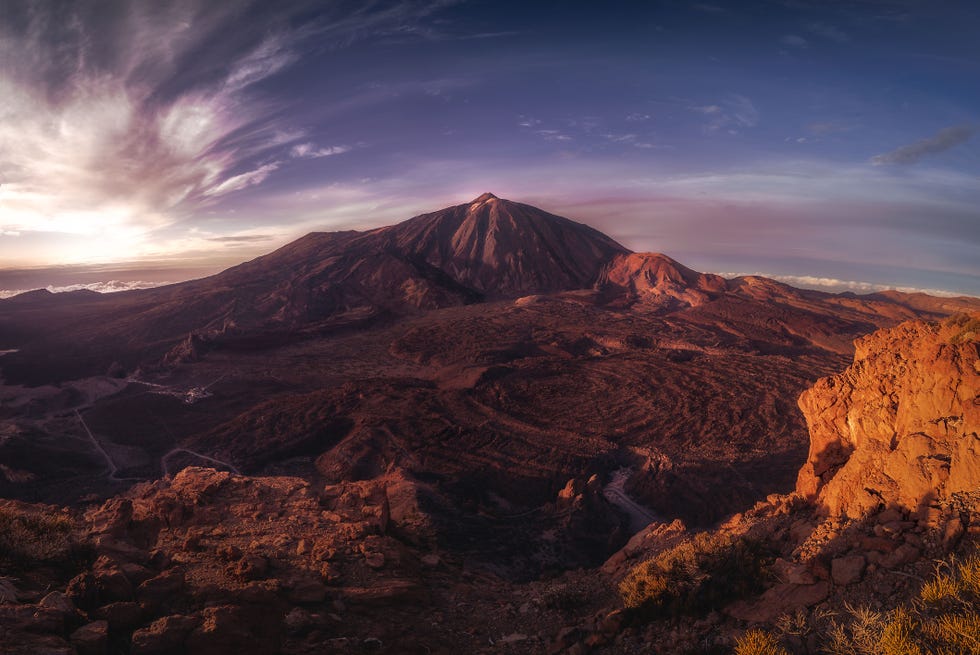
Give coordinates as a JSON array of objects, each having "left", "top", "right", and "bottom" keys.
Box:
[{"left": 0, "top": 0, "right": 978, "bottom": 297}]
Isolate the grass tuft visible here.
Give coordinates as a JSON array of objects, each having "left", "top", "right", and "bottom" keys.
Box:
[{"left": 734, "top": 629, "right": 790, "bottom": 655}]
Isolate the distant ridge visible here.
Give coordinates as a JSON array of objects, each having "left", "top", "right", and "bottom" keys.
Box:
[{"left": 0, "top": 193, "right": 977, "bottom": 384}]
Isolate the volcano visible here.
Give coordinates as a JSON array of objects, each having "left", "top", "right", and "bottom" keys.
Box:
[
  {"left": 1, "top": 194, "right": 979, "bottom": 653},
  {"left": 1, "top": 194, "right": 978, "bottom": 386}
]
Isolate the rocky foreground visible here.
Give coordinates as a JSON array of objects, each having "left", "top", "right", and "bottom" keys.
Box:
[{"left": 1, "top": 313, "right": 977, "bottom": 654}]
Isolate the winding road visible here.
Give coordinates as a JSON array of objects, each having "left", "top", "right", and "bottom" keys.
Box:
[
  {"left": 75, "top": 409, "right": 117, "bottom": 476},
  {"left": 74, "top": 410, "right": 144, "bottom": 482},
  {"left": 75, "top": 409, "right": 238, "bottom": 480},
  {"left": 603, "top": 468, "right": 659, "bottom": 532}
]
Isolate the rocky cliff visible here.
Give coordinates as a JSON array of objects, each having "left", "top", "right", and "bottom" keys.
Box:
[{"left": 796, "top": 313, "right": 980, "bottom": 518}]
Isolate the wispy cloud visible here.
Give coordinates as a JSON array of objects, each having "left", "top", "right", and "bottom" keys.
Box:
[
  {"left": 0, "top": 6, "right": 307, "bottom": 243},
  {"left": 807, "top": 121, "right": 857, "bottom": 135},
  {"left": 692, "top": 95, "right": 759, "bottom": 133},
  {"left": 871, "top": 125, "right": 976, "bottom": 165},
  {"left": 780, "top": 34, "right": 808, "bottom": 48},
  {"left": 806, "top": 22, "right": 849, "bottom": 42},
  {"left": 535, "top": 129, "right": 573, "bottom": 142},
  {"left": 205, "top": 163, "right": 282, "bottom": 197},
  {"left": 692, "top": 3, "right": 726, "bottom": 13},
  {"left": 0, "top": 1, "right": 453, "bottom": 263},
  {"left": 204, "top": 234, "right": 274, "bottom": 243},
  {"left": 290, "top": 143, "right": 353, "bottom": 159}
]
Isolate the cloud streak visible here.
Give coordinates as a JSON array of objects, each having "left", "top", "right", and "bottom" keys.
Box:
[
  {"left": 0, "top": 1, "right": 446, "bottom": 261},
  {"left": 871, "top": 125, "right": 976, "bottom": 165},
  {"left": 290, "top": 143, "right": 353, "bottom": 159}
]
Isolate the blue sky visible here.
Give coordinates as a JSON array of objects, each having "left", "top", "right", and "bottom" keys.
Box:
[{"left": 0, "top": 0, "right": 978, "bottom": 296}]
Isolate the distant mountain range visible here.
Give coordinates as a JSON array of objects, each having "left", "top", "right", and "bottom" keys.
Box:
[{"left": 0, "top": 193, "right": 977, "bottom": 385}]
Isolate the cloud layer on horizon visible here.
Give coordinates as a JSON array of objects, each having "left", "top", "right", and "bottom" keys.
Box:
[{"left": 0, "top": 279, "right": 170, "bottom": 300}]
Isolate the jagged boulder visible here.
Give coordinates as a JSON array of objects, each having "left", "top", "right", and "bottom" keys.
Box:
[{"left": 796, "top": 313, "right": 980, "bottom": 519}]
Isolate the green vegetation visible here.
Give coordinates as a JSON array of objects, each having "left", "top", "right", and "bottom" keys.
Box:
[
  {"left": 0, "top": 505, "right": 74, "bottom": 565},
  {"left": 946, "top": 313, "right": 980, "bottom": 344},
  {"left": 619, "top": 531, "right": 771, "bottom": 618},
  {"left": 737, "top": 551, "right": 980, "bottom": 655}
]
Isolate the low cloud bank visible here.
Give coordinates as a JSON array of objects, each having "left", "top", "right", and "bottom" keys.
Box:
[
  {"left": 0, "top": 280, "right": 169, "bottom": 299},
  {"left": 721, "top": 272, "right": 964, "bottom": 298}
]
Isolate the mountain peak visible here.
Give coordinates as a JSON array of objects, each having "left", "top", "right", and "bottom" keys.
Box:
[
  {"left": 383, "top": 194, "right": 629, "bottom": 296},
  {"left": 470, "top": 192, "right": 500, "bottom": 204}
]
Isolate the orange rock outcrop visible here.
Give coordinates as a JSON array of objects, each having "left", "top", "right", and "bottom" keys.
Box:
[{"left": 796, "top": 313, "right": 980, "bottom": 518}]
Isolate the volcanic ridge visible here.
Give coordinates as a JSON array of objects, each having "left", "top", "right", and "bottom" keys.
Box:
[{"left": 0, "top": 194, "right": 978, "bottom": 654}]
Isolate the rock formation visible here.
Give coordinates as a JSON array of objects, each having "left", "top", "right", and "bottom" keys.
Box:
[
  {"left": 796, "top": 313, "right": 980, "bottom": 518},
  {"left": 597, "top": 252, "right": 728, "bottom": 308}
]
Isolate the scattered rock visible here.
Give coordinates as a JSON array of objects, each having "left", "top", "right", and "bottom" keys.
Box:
[
  {"left": 943, "top": 517, "right": 964, "bottom": 548},
  {"left": 285, "top": 573, "right": 328, "bottom": 604},
  {"left": 881, "top": 543, "right": 920, "bottom": 569},
  {"left": 726, "top": 582, "right": 830, "bottom": 623},
  {"left": 232, "top": 555, "right": 268, "bottom": 580},
  {"left": 0, "top": 577, "right": 19, "bottom": 604},
  {"left": 36, "top": 591, "right": 74, "bottom": 616},
  {"left": 136, "top": 568, "right": 186, "bottom": 611},
  {"left": 93, "top": 601, "right": 143, "bottom": 631},
  {"left": 186, "top": 605, "right": 277, "bottom": 655},
  {"left": 69, "top": 620, "right": 108, "bottom": 655},
  {"left": 831, "top": 555, "right": 865, "bottom": 586},
  {"left": 131, "top": 614, "right": 202, "bottom": 655},
  {"left": 94, "top": 567, "right": 133, "bottom": 602},
  {"left": 65, "top": 573, "right": 100, "bottom": 611},
  {"left": 773, "top": 558, "right": 817, "bottom": 585},
  {"left": 364, "top": 552, "right": 386, "bottom": 569}
]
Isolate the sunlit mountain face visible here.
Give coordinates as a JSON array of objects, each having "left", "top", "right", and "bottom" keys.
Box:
[{"left": 1, "top": 0, "right": 977, "bottom": 296}]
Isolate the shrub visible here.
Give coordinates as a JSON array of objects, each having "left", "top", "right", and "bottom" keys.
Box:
[
  {"left": 0, "top": 506, "right": 73, "bottom": 564},
  {"left": 541, "top": 580, "right": 591, "bottom": 610},
  {"left": 734, "top": 629, "right": 790, "bottom": 655},
  {"left": 756, "top": 550, "right": 980, "bottom": 655},
  {"left": 946, "top": 313, "right": 980, "bottom": 344},
  {"left": 619, "top": 531, "right": 771, "bottom": 617}
]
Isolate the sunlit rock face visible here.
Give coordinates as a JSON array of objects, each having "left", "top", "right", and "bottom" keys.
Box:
[
  {"left": 596, "top": 252, "right": 728, "bottom": 308},
  {"left": 796, "top": 313, "right": 980, "bottom": 519}
]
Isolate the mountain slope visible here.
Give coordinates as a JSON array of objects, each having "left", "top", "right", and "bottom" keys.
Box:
[
  {"left": 0, "top": 193, "right": 977, "bottom": 386},
  {"left": 379, "top": 192, "right": 629, "bottom": 295},
  {"left": 0, "top": 194, "right": 629, "bottom": 383}
]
